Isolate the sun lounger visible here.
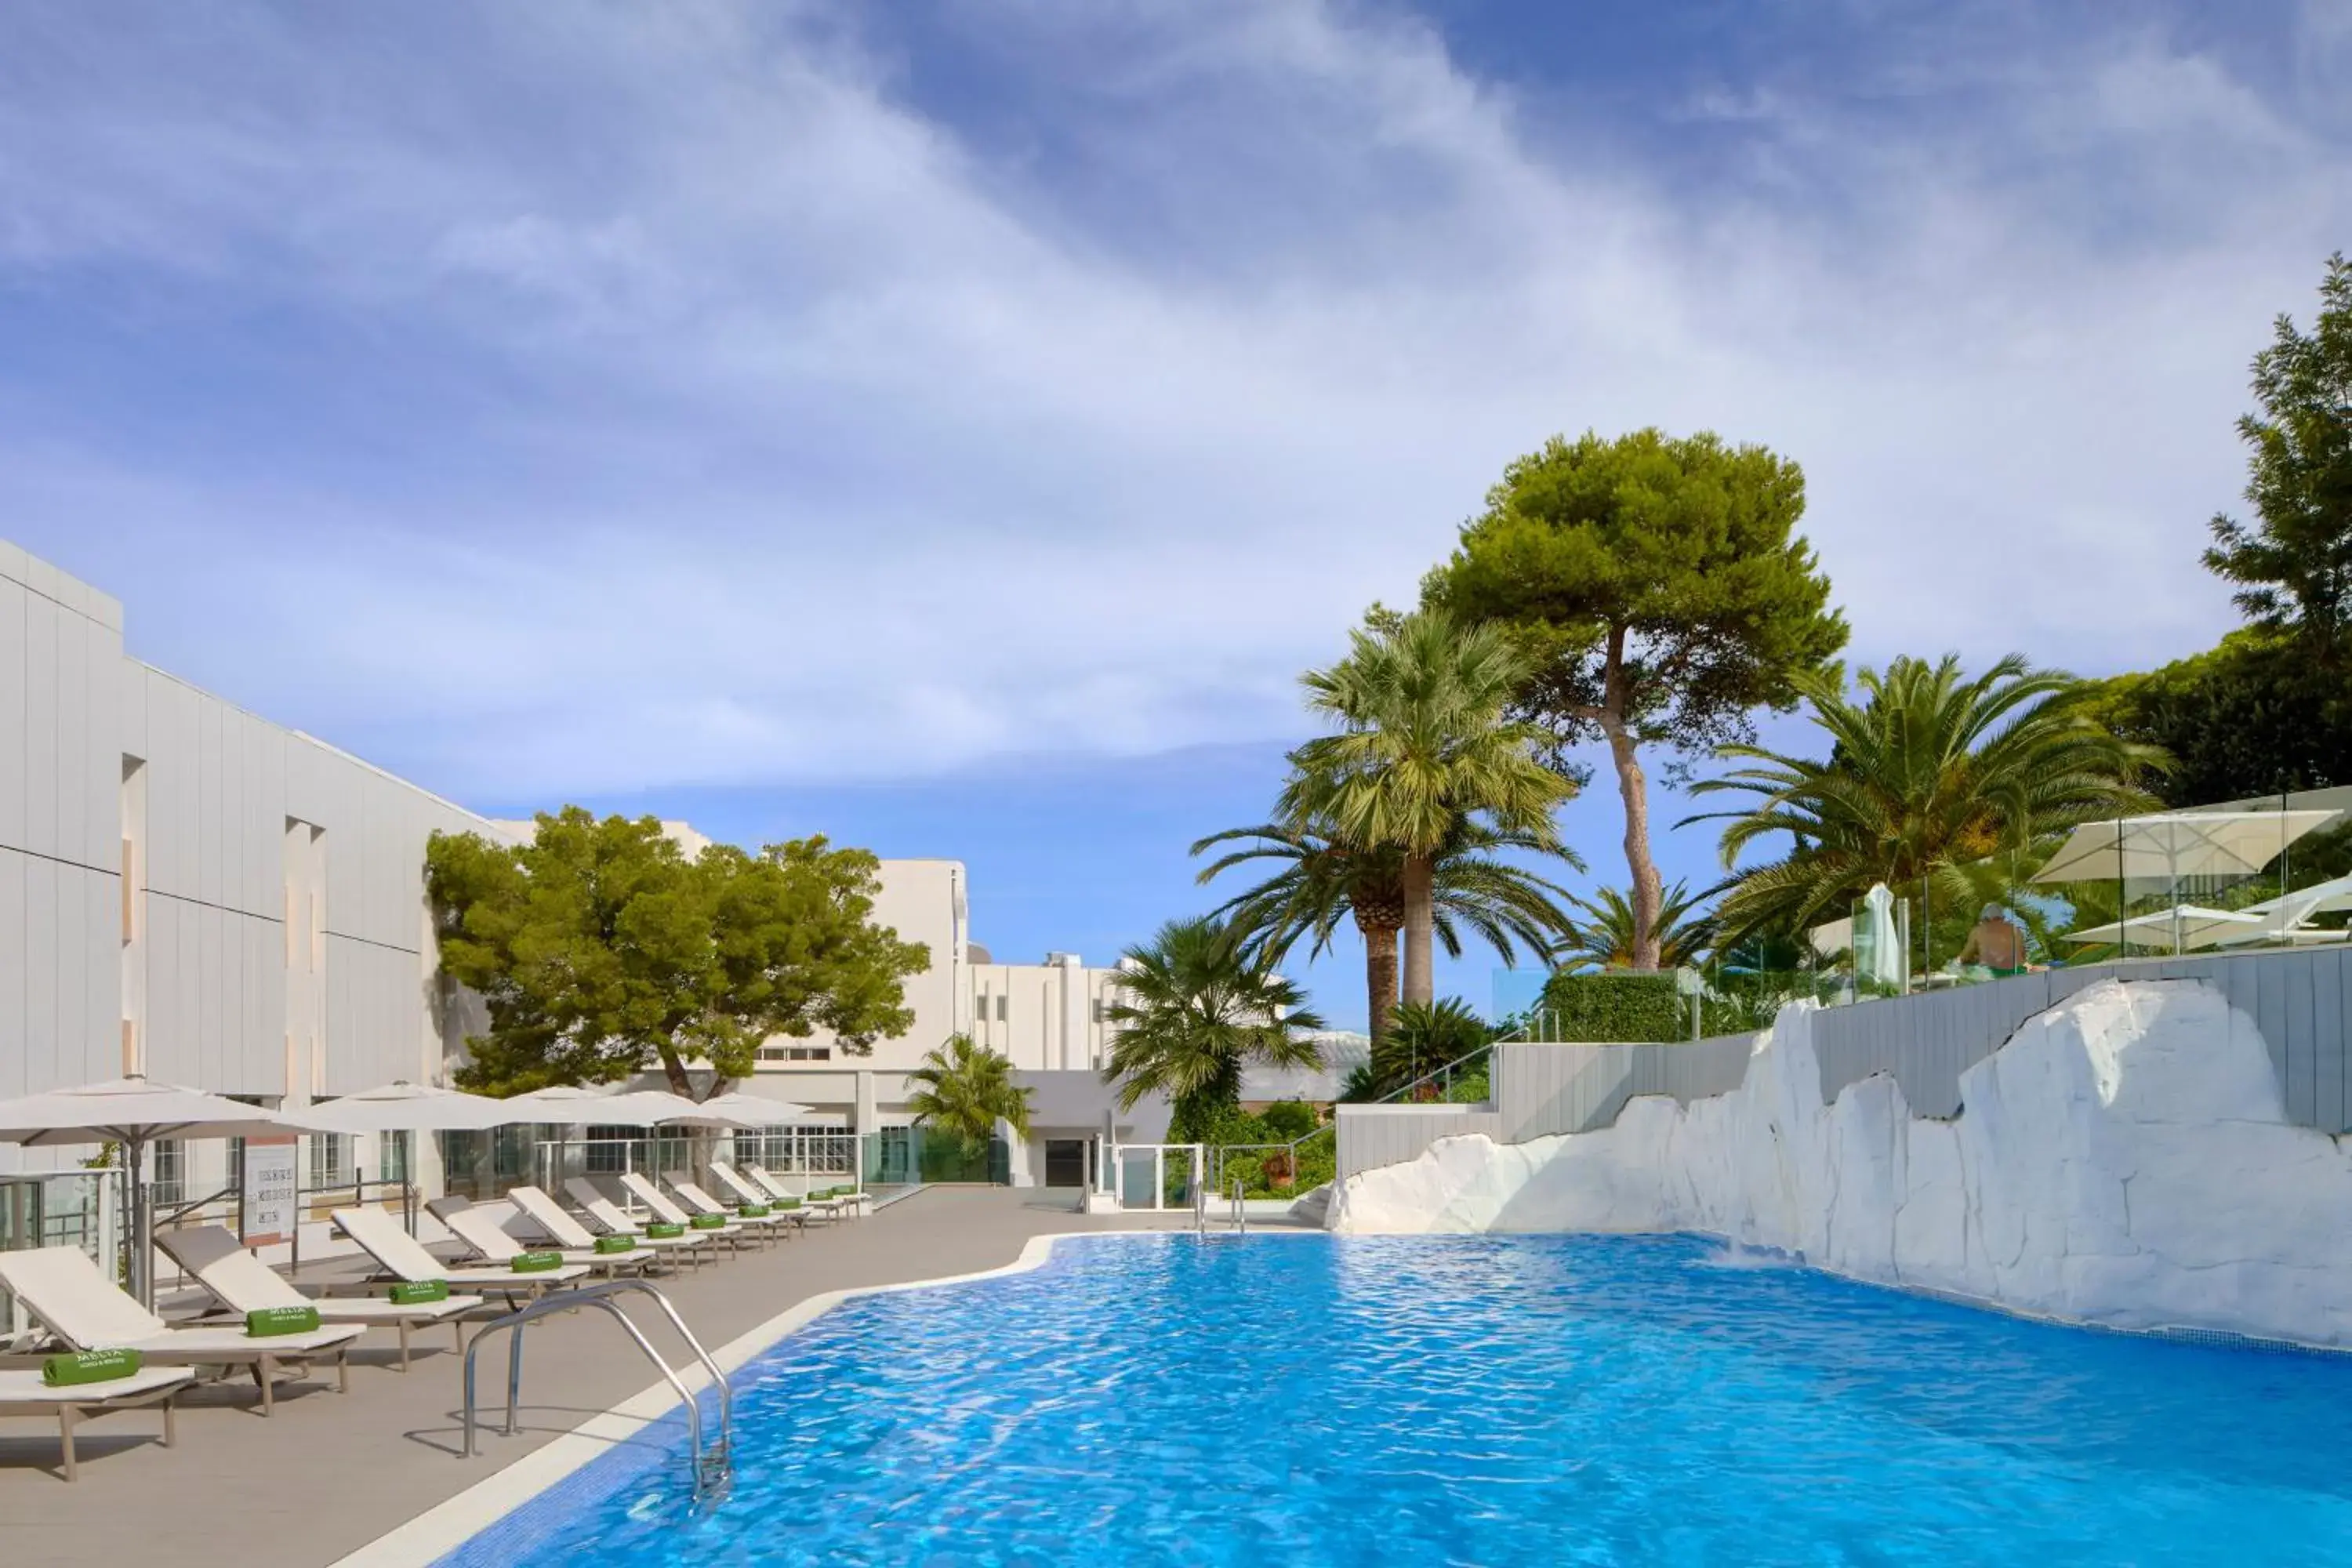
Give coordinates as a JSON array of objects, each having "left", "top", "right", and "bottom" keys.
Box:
[
  {"left": 505, "top": 1184, "right": 700, "bottom": 1268},
  {"left": 155, "top": 1225, "right": 481, "bottom": 1372},
  {"left": 0, "top": 1363, "right": 191, "bottom": 1481},
  {"left": 426, "top": 1197, "right": 655, "bottom": 1278},
  {"left": 662, "top": 1172, "right": 791, "bottom": 1244},
  {"left": 743, "top": 1163, "right": 848, "bottom": 1221},
  {"left": 331, "top": 1206, "right": 589, "bottom": 1294},
  {"left": 561, "top": 1179, "right": 721, "bottom": 1268},
  {"left": 0, "top": 1247, "right": 361, "bottom": 1416},
  {"left": 707, "top": 1160, "right": 810, "bottom": 1234},
  {"left": 617, "top": 1171, "right": 753, "bottom": 1252}
]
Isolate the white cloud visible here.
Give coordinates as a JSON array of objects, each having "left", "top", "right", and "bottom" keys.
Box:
[{"left": 0, "top": 0, "right": 2345, "bottom": 800}]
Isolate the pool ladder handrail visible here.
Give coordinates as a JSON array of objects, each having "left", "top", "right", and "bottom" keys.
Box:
[
  {"left": 1229, "top": 1175, "right": 1247, "bottom": 1236},
  {"left": 462, "top": 1277, "right": 733, "bottom": 1500}
]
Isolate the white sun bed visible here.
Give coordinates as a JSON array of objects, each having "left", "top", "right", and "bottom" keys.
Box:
[
  {"left": 0, "top": 1363, "right": 191, "bottom": 1482},
  {"left": 661, "top": 1172, "right": 792, "bottom": 1243},
  {"left": 505, "top": 1184, "right": 699, "bottom": 1266},
  {"left": 0, "top": 1246, "right": 361, "bottom": 1417},
  {"left": 154, "top": 1225, "right": 482, "bottom": 1372},
  {"left": 560, "top": 1179, "right": 722, "bottom": 1269},
  {"left": 743, "top": 1163, "right": 852, "bottom": 1221},
  {"left": 331, "top": 1206, "right": 589, "bottom": 1294},
  {"left": 426, "top": 1198, "right": 655, "bottom": 1278},
  {"left": 707, "top": 1160, "right": 810, "bottom": 1233},
  {"left": 617, "top": 1172, "right": 752, "bottom": 1252}
]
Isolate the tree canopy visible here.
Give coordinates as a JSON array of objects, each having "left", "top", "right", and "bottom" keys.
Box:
[
  {"left": 905, "top": 1034, "right": 1032, "bottom": 1152},
  {"left": 2203, "top": 252, "right": 2352, "bottom": 659},
  {"left": 1192, "top": 815, "right": 1578, "bottom": 1044},
  {"left": 1281, "top": 610, "right": 1571, "bottom": 1008},
  {"left": 1100, "top": 916, "right": 1325, "bottom": 1142},
  {"left": 1423, "top": 427, "right": 1847, "bottom": 969},
  {"left": 1690, "top": 655, "right": 2161, "bottom": 942},
  {"left": 427, "top": 809, "right": 928, "bottom": 1097}
]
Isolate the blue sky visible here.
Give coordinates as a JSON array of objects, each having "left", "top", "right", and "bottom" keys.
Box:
[{"left": 5, "top": 2, "right": 2349, "bottom": 1026}]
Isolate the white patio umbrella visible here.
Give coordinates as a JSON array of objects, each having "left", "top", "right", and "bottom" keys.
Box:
[
  {"left": 2060, "top": 905, "right": 2267, "bottom": 949},
  {"left": 494, "top": 1084, "right": 663, "bottom": 1124},
  {"left": 2208, "top": 872, "right": 2352, "bottom": 948},
  {"left": 2034, "top": 810, "right": 2342, "bottom": 953},
  {"left": 1857, "top": 883, "right": 1904, "bottom": 989},
  {"left": 692, "top": 1091, "right": 812, "bottom": 1126},
  {"left": 299, "top": 1080, "right": 519, "bottom": 1134},
  {"left": 0, "top": 1076, "right": 332, "bottom": 1307}
]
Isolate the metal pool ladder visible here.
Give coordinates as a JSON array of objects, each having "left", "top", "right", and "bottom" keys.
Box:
[
  {"left": 462, "top": 1278, "right": 733, "bottom": 1500},
  {"left": 1229, "top": 1175, "right": 1248, "bottom": 1235}
]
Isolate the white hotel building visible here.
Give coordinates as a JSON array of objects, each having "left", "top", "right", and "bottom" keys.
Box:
[{"left": 0, "top": 539, "right": 1166, "bottom": 1256}]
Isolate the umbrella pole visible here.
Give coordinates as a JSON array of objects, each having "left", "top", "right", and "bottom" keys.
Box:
[
  {"left": 2114, "top": 821, "right": 2127, "bottom": 961},
  {"left": 125, "top": 1138, "right": 151, "bottom": 1311}
]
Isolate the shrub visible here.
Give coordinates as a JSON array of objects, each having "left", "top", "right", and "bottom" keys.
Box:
[{"left": 1536, "top": 972, "right": 1686, "bottom": 1041}]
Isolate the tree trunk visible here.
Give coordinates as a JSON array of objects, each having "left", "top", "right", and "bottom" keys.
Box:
[
  {"left": 1599, "top": 629, "right": 1664, "bottom": 971},
  {"left": 657, "top": 1048, "right": 695, "bottom": 1098},
  {"left": 1400, "top": 851, "right": 1436, "bottom": 1005},
  {"left": 1361, "top": 921, "right": 1400, "bottom": 1043}
]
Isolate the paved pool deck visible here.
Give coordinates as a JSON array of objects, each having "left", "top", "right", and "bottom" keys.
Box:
[{"left": 1, "top": 1189, "right": 1250, "bottom": 1567}]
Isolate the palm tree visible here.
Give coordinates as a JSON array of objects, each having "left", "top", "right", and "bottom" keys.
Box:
[
  {"left": 1101, "top": 916, "right": 1327, "bottom": 1142},
  {"left": 905, "top": 1034, "right": 1033, "bottom": 1152},
  {"left": 1191, "top": 815, "right": 1582, "bottom": 1044},
  {"left": 1370, "top": 997, "right": 1492, "bottom": 1098},
  {"left": 1283, "top": 611, "right": 1573, "bottom": 1008},
  {"left": 1555, "top": 881, "right": 1715, "bottom": 972},
  {"left": 1690, "top": 654, "right": 2163, "bottom": 945}
]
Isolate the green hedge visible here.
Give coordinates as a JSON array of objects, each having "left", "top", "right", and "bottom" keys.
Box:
[{"left": 1536, "top": 972, "right": 1686, "bottom": 1042}]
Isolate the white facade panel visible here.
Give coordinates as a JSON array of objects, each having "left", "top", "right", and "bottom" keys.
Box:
[
  {"left": 53, "top": 863, "right": 87, "bottom": 1085},
  {"left": 21, "top": 592, "right": 57, "bottom": 861},
  {"left": 0, "top": 851, "right": 24, "bottom": 1096},
  {"left": 22, "top": 855, "right": 56, "bottom": 1093},
  {"left": 0, "top": 580, "right": 24, "bottom": 855}
]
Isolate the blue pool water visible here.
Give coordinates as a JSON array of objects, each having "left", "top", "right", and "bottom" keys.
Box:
[{"left": 444, "top": 1234, "right": 2352, "bottom": 1566}]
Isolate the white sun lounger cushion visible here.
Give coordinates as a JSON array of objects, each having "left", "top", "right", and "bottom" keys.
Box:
[
  {"left": 159, "top": 1226, "right": 485, "bottom": 1323},
  {"left": 0, "top": 1247, "right": 363, "bottom": 1358},
  {"left": 333, "top": 1206, "right": 589, "bottom": 1288}
]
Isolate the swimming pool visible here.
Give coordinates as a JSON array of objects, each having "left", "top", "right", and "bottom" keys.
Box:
[{"left": 438, "top": 1233, "right": 2352, "bottom": 1566}]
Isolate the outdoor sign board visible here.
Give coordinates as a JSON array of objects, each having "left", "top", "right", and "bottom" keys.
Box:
[{"left": 241, "top": 1137, "right": 298, "bottom": 1245}]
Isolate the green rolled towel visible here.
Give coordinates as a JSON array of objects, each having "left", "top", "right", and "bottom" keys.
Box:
[
  {"left": 737, "top": 1203, "right": 771, "bottom": 1218},
  {"left": 593, "top": 1234, "right": 637, "bottom": 1254},
  {"left": 245, "top": 1305, "right": 322, "bottom": 1338},
  {"left": 775, "top": 1197, "right": 801, "bottom": 1210},
  {"left": 387, "top": 1279, "right": 450, "bottom": 1305},
  {"left": 689, "top": 1213, "right": 727, "bottom": 1231},
  {"left": 508, "top": 1250, "right": 564, "bottom": 1273},
  {"left": 644, "top": 1222, "right": 685, "bottom": 1240},
  {"left": 42, "top": 1348, "right": 143, "bottom": 1387}
]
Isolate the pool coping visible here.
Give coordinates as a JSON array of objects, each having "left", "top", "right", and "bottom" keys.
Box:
[{"left": 330, "top": 1227, "right": 1321, "bottom": 1568}]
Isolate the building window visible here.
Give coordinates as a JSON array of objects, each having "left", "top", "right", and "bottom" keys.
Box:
[
  {"left": 756, "top": 1045, "right": 833, "bottom": 1062},
  {"left": 308, "top": 1134, "right": 350, "bottom": 1189},
  {"left": 585, "top": 1124, "right": 637, "bottom": 1174},
  {"left": 151, "top": 1140, "right": 184, "bottom": 1207},
  {"left": 379, "top": 1131, "right": 411, "bottom": 1187},
  {"left": 996, "top": 995, "right": 1007, "bottom": 1022}
]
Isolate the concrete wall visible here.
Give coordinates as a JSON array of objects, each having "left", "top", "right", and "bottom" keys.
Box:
[
  {"left": 1809, "top": 949, "right": 2352, "bottom": 1131},
  {"left": 0, "top": 540, "right": 517, "bottom": 1179},
  {"left": 1335, "top": 1105, "right": 1505, "bottom": 1181}
]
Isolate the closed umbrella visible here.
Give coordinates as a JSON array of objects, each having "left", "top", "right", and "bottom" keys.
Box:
[
  {"left": 1857, "top": 884, "right": 1904, "bottom": 990},
  {"left": 0, "top": 1076, "right": 331, "bottom": 1308}
]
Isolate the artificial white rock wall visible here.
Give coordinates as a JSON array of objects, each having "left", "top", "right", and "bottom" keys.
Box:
[{"left": 1330, "top": 979, "right": 2352, "bottom": 1348}]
